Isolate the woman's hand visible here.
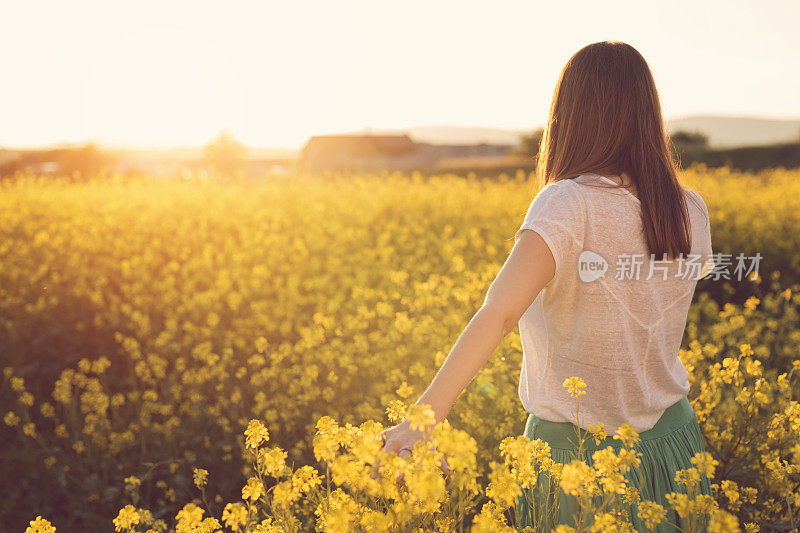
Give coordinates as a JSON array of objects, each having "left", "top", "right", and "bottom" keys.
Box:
[
  {"left": 380, "top": 418, "right": 425, "bottom": 455},
  {"left": 370, "top": 418, "right": 452, "bottom": 482}
]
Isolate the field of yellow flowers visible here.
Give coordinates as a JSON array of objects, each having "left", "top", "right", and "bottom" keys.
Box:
[{"left": 2, "top": 166, "right": 799, "bottom": 532}]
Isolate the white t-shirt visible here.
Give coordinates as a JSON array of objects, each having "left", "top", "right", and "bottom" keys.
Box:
[{"left": 515, "top": 173, "right": 714, "bottom": 433}]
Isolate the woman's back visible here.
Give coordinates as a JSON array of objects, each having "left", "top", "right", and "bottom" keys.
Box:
[{"left": 515, "top": 172, "right": 714, "bottom": 434}]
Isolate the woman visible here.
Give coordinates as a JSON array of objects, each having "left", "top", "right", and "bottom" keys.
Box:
[{"left": 379, "top": 41, "right": 715, "bottom": 531}]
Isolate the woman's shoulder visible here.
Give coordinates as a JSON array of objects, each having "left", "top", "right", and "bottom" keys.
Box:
[
  {"left": 681, "top": 186, "right": 710, "bottom": 219},
  {"left": 535, "top": 176, "right": 590, "bottom": 197},
  {"left": 531, "top": 178, "right": 587, "bottom": 212}
]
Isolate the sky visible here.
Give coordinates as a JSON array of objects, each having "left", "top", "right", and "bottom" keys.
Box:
[{"left": 1, "top": 0, "right": 798, "bottom": 149}]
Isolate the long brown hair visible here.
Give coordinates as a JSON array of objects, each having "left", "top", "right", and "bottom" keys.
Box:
[{"left": 536, "top": 41, "right": 691, "bottom": 259}]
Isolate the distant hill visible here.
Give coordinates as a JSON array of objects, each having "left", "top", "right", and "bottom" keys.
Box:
[
  {"left": 342, "top": 115, "right": 800, "bottom": 150},
  {"left": 666, "top": 115, "right": 800, "bottom": 148}
]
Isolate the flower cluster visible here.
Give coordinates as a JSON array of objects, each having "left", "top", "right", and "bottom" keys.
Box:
[{"left": 1, "top": 167, "right": 799, "bottom": 530}]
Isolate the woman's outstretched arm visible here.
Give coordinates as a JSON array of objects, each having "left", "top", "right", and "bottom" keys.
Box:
[{"left": 380, "top": 228, "right": 556, "bottom": 454}]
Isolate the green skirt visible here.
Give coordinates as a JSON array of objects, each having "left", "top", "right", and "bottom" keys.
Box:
[{"left": 515, "top": 396, "right": 712, "bottom": 532}]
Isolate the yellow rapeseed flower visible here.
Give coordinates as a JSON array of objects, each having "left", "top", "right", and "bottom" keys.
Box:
[
  {"left": 674, "top": 467, "right": 702, "bottom": 489},
  {"left": 241, "top": 477, "right": 264, "bottom": 501},
  {"left": 193, "top": 468, "right": 208, "bottom": 489},
  {"left": 708, "top": 509, "right": 741, "bottom": 533},
  {"left": 612, "top": 423, "right": 641, "bottom": 448},
  {"left": 254, "top": 517, "right": 283, "bottom": 532},
  {"left": 637, "top": 500, "right": 666, "bottom": 529},
  {"left": 471, "top": 500, "right": 516, "bottom": 532},
  {"left": 385, "top": 400, "right": 407, "bottom": 423},
  {"left": 405, "top": 404, "right": 437, "bottom": 432},
  {"left": 665, "top": 492, "right": 693, "bottom": 519},
  {"left": 174, "top": 503, "right": 205, "bottom": 528},
  {"left": 559, "top": 459, "right": 595, "bottom": 497},
  {"left": 244, "top": 419, "right": 269, "bottom": 450},
  {"left": 258, "top": 447, "right": 288, "bottom": 477},
  {"left": 113, "top": 505, "right": 140, "bottom": 532},
  {"left": 395, "top": 381, "right": 414, "bottom": 398},
  {"left": 690, "top": 451, "right": 719, "bottom": 479},
  {"left": 221, "top": 502, "right": 247, "bottom": 530},
  {"left": 10, "top": 376, "right": 25, "bottom": 393},
  {"left": 588, "top": 422, "right": 608, "bottom": 445},
  {"left": 20, "top": 392, "right": 35, "bottom": 406},
  {"left": 272, "top": 479, "right": 300, "bottom": 508},
  {"left": 4, "top": 411, "right": 20, "bottom": 427},
  {"left": 25, "top": 516, "right": 56, "bottom": 533},
  {"left": 486, "top": 461, "right": 522, "bottom": 509},
  {"left": 292, "top": 465, "right": 322, "bottom": 493},
  {"left": 562, "top": 376, "right": 587, "bottom": 398}
]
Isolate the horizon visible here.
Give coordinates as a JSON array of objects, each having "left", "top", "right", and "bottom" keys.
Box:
[{"left": 2, "top": 112, "right": 799, "bottom": 153}]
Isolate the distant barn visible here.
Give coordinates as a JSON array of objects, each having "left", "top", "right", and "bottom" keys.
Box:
[
  {"left": 299, "top": 134, "right": 437, "bottom": 171},
  {"left": 299, "top": 133, "right": 515, "bottom": 171}
]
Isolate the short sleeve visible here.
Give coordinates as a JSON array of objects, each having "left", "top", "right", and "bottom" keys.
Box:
[
  {"left": 685, "top": 189, "right": 715, "bottom": 279},
  {"left": 699, "top": 209, "right": 714, "bottom": 279},
  {"left": 514, "top": 181, "right": 586, "bottom": 278}
]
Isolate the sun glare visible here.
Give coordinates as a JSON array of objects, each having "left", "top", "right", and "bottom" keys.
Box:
[{"left": 80, "top": 27, "right": 247, "bottom": 147}]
